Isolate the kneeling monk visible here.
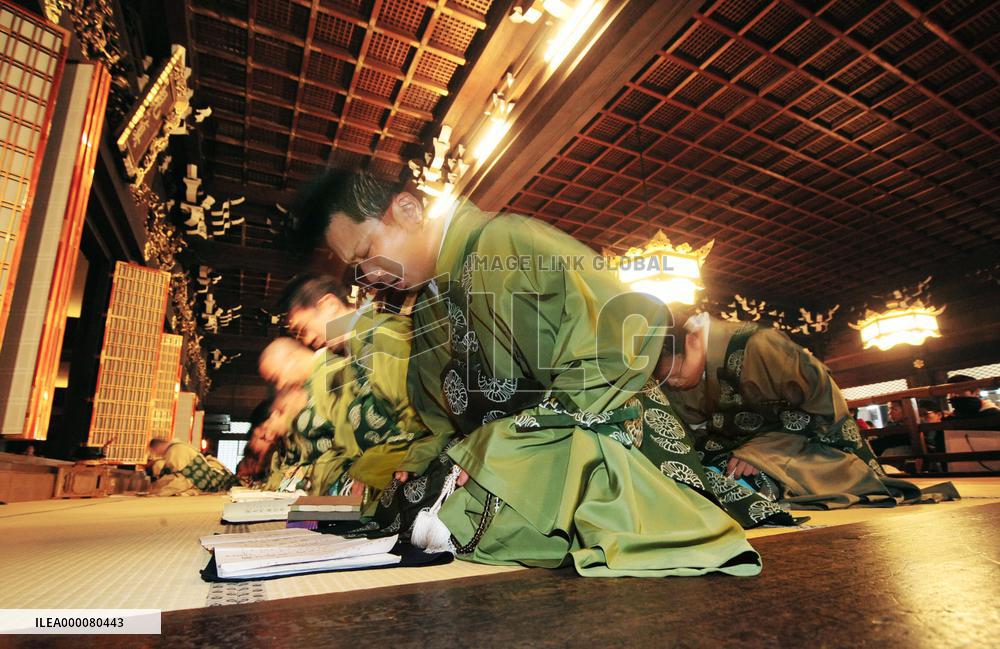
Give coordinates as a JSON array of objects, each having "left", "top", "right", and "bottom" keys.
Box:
[
  {"left": 259, "top": 338, "right": 356, "bottom": 495},
  {"left": 281, "top": 274, "right": 430, "bottom": 505},
  {"left": 148, "top": 438, "right": 238, "bottom": 494},
  {"left": 288, "top": 170, "right": 783, "bottom": 577},
  {"left": 659, "top": 314, "right": 957, "bottom": 508}
]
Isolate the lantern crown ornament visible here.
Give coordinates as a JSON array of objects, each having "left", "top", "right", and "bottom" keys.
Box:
[
  {"left": 615, "top": 230, "right": 714, "bottom": 305},
  {"left": 850, "top": 276, "right": 945, "bottom": 351}
]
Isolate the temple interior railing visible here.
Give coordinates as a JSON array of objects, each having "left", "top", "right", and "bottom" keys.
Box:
[{"left": 848, "top": 377, "right": 1000, "bottom": 476}]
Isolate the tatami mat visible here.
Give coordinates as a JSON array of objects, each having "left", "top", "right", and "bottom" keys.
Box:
[
  {"left": 0, "top": 495, "right": 520, "bottom": 612},
  {"left": 0, "top": 477, "right": 996, "bottom": 611}
]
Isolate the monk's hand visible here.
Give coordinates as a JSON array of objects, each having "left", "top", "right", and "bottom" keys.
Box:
[
  {"left": 456, "top": 469, "right": 469, "bottom": 487},
  {"left": 727, "top": 457, "right": 759, "bottom": 479},
  {"left": 394, "top": 471, "right": 410, "bottom": 483},
  {"left": 350, "top": 480, "right": 366, "bottom": 498}
]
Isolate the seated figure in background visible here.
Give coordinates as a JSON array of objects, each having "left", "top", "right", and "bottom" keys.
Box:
[
  {"left": 281, "top": 274, "right": 430, "bottom": 508},
  {"left": 946, "top": 375, "right": 1000, "bottom": 420},
  {"left": 869, "top": 400, "right": 913, "bottom": 459},
  {"left": 148, "top": 438, "right": 238, "bottom": 495},
  {"left": 660, "top": 314, "right": 957, "bottom": 508},
  {"left": 919, "top": 400, "right": 944, "bottom": 424}
]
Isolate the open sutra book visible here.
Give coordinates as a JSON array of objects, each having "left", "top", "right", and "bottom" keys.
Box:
[{"left": 200, "top": 528, "right": 399, "bottom": 579}]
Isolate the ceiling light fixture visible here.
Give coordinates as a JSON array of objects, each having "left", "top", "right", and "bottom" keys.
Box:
[
  {"left": 616, "top": 231, "right": 714, "bottom": 306},
  {"left": 852, "top": 304, "right": 944, "bottom": 351},
  {"left": 851, "top": 277, "right": 945, "bottom": 351}
]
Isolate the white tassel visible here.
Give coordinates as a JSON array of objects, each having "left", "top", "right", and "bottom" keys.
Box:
[{"left": 410, "top": 466, "right": 461, "bottom": 554}]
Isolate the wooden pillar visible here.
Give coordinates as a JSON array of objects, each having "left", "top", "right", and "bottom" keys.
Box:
[
  {"left": 900, "top": 397, "right": 926, "bottom": 471},
  {"left": 50, "top": 236, "right": 112, "bottom": 459}
]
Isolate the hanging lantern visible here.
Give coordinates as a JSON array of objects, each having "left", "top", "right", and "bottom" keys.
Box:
[
  {"left": 615, "top": 230, "right": 713, "bottom": 305},
  {"left": 851, "top": 302, "right": 945, "bottom": 351}
]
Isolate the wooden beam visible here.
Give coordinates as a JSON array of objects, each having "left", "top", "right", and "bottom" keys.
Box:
[
  {"left": 434, "top": 0, "right": 535, "bottom": 147},
  {"left": 202, "top": 180, "right": 296, "bottom": 206},
  {"left": 185, "top": 239, "right": 298, "bottom": 275},
  {"left": 468, "top": 0, "right": 703, "bottom": 209}
]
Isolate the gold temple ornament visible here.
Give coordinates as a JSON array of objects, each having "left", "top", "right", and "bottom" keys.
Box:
[
  {"left": 718, "top": 295, "right": 840, "bottom": 337},
  {"left": 410, "top": 125, "right": 467, "bottom": 220},
  {"left": 132, "top": 184, "right": 211, "bottom": 395},
  {"left": 472, "top": 75, "right": 516, "bottom": 162},
  {"left": 615, "top": 230, "right": 714, "bottom": 306},
  {"left": 44, "top": 0, "right": 122, "bottom": 66},
  {"left": 115, "top": 44, "right": 193, "bottom": 188}
]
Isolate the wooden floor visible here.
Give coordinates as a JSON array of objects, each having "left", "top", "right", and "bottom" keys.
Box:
[{"left": 11, "top": 501, "right": 999, "bottom": 648}]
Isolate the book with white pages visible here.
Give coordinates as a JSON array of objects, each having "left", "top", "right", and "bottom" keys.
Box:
[
  {"left": 201, "top": 527, "right": 315, "bottom": 551},
  {"left": 291, "top": 504, "right": 360, "bottom": 512},
  {"left": 208, "top": 531, "right": 400, "bottom": 579},
  {"left": 228, "top": 487, "right": 306, "bottom": 501},
  {"left": 219, "top": 552, "right": 401, "bottom": 579},
  {"left": 222, "top": 490, "right": 303, "bottom": 523}
]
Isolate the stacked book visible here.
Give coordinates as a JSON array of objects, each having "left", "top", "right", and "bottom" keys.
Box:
[
  {"left": 286, "top": 494, "right": 364, "bottom": 526},
  {"left": 200, "top": 528, "right": 400, "bottom": 579},
  {"left": 222, "top": 488, "right": 303, "bottom": 523}
]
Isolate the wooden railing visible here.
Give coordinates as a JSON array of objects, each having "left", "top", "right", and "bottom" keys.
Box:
[{"left": 847, "top": 376, "right": 1000, "bottom": 474}]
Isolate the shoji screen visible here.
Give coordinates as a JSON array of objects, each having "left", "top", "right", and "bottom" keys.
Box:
[
  {"left": 149, "top": 333, "right": 183, "bottom": 441},
  {"left": 88, "top": 262, "right": 170, "bottom": 463},
  {"left": 0, "top": 2, "right": 68, "bottom": 348}
]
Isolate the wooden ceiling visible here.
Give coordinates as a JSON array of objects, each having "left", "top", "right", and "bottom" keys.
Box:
[
  {"left": 172, "top": 0, "right": 503, "bottom": 412},
  {"left": 503, "top": 0, "right": 1000, "bottom": 302},
  {"left": 185, "top": 0, "right": 499, "bottom": 189}
]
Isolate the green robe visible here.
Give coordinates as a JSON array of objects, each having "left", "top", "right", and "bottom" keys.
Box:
[
  {"left": 395, "top": 203, "right": 763, "bottom": 576},
  {"left": 665, "top": 318, "right": 955, "bottom": 508},
  {"left": 265, "top": 350, "right": 358, "bottom": 494},
  {"left": 342, "top": 306, "right": 429, "bottom": 491},
  {"left": 264, "top": 312, "right": 428, "bottom": 500}
]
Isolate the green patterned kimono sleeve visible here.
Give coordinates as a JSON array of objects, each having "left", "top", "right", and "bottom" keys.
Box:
[
  {"left": 399, "top": 298, "right": 461, "bottom": 475},
  {"left": 369, "top": 313, "right": 429, "bottom": 442},
  {"left": 475, "top": 216, "right": 667, "bottom": 413},
  {"left": 741, "top": 328, "right": 847, "bottom": 431},
  {"left": 349, "top": 314, "right": 429, "bottom": 486},
  {"left": 309, "top": 350, "right": 359, "bottom": 458},
  {"left": 395, "top": 410, "right": 453, "bottom": 473},
  {"left": 309, "top": 350, "right": 349, "bottom": 423}
]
